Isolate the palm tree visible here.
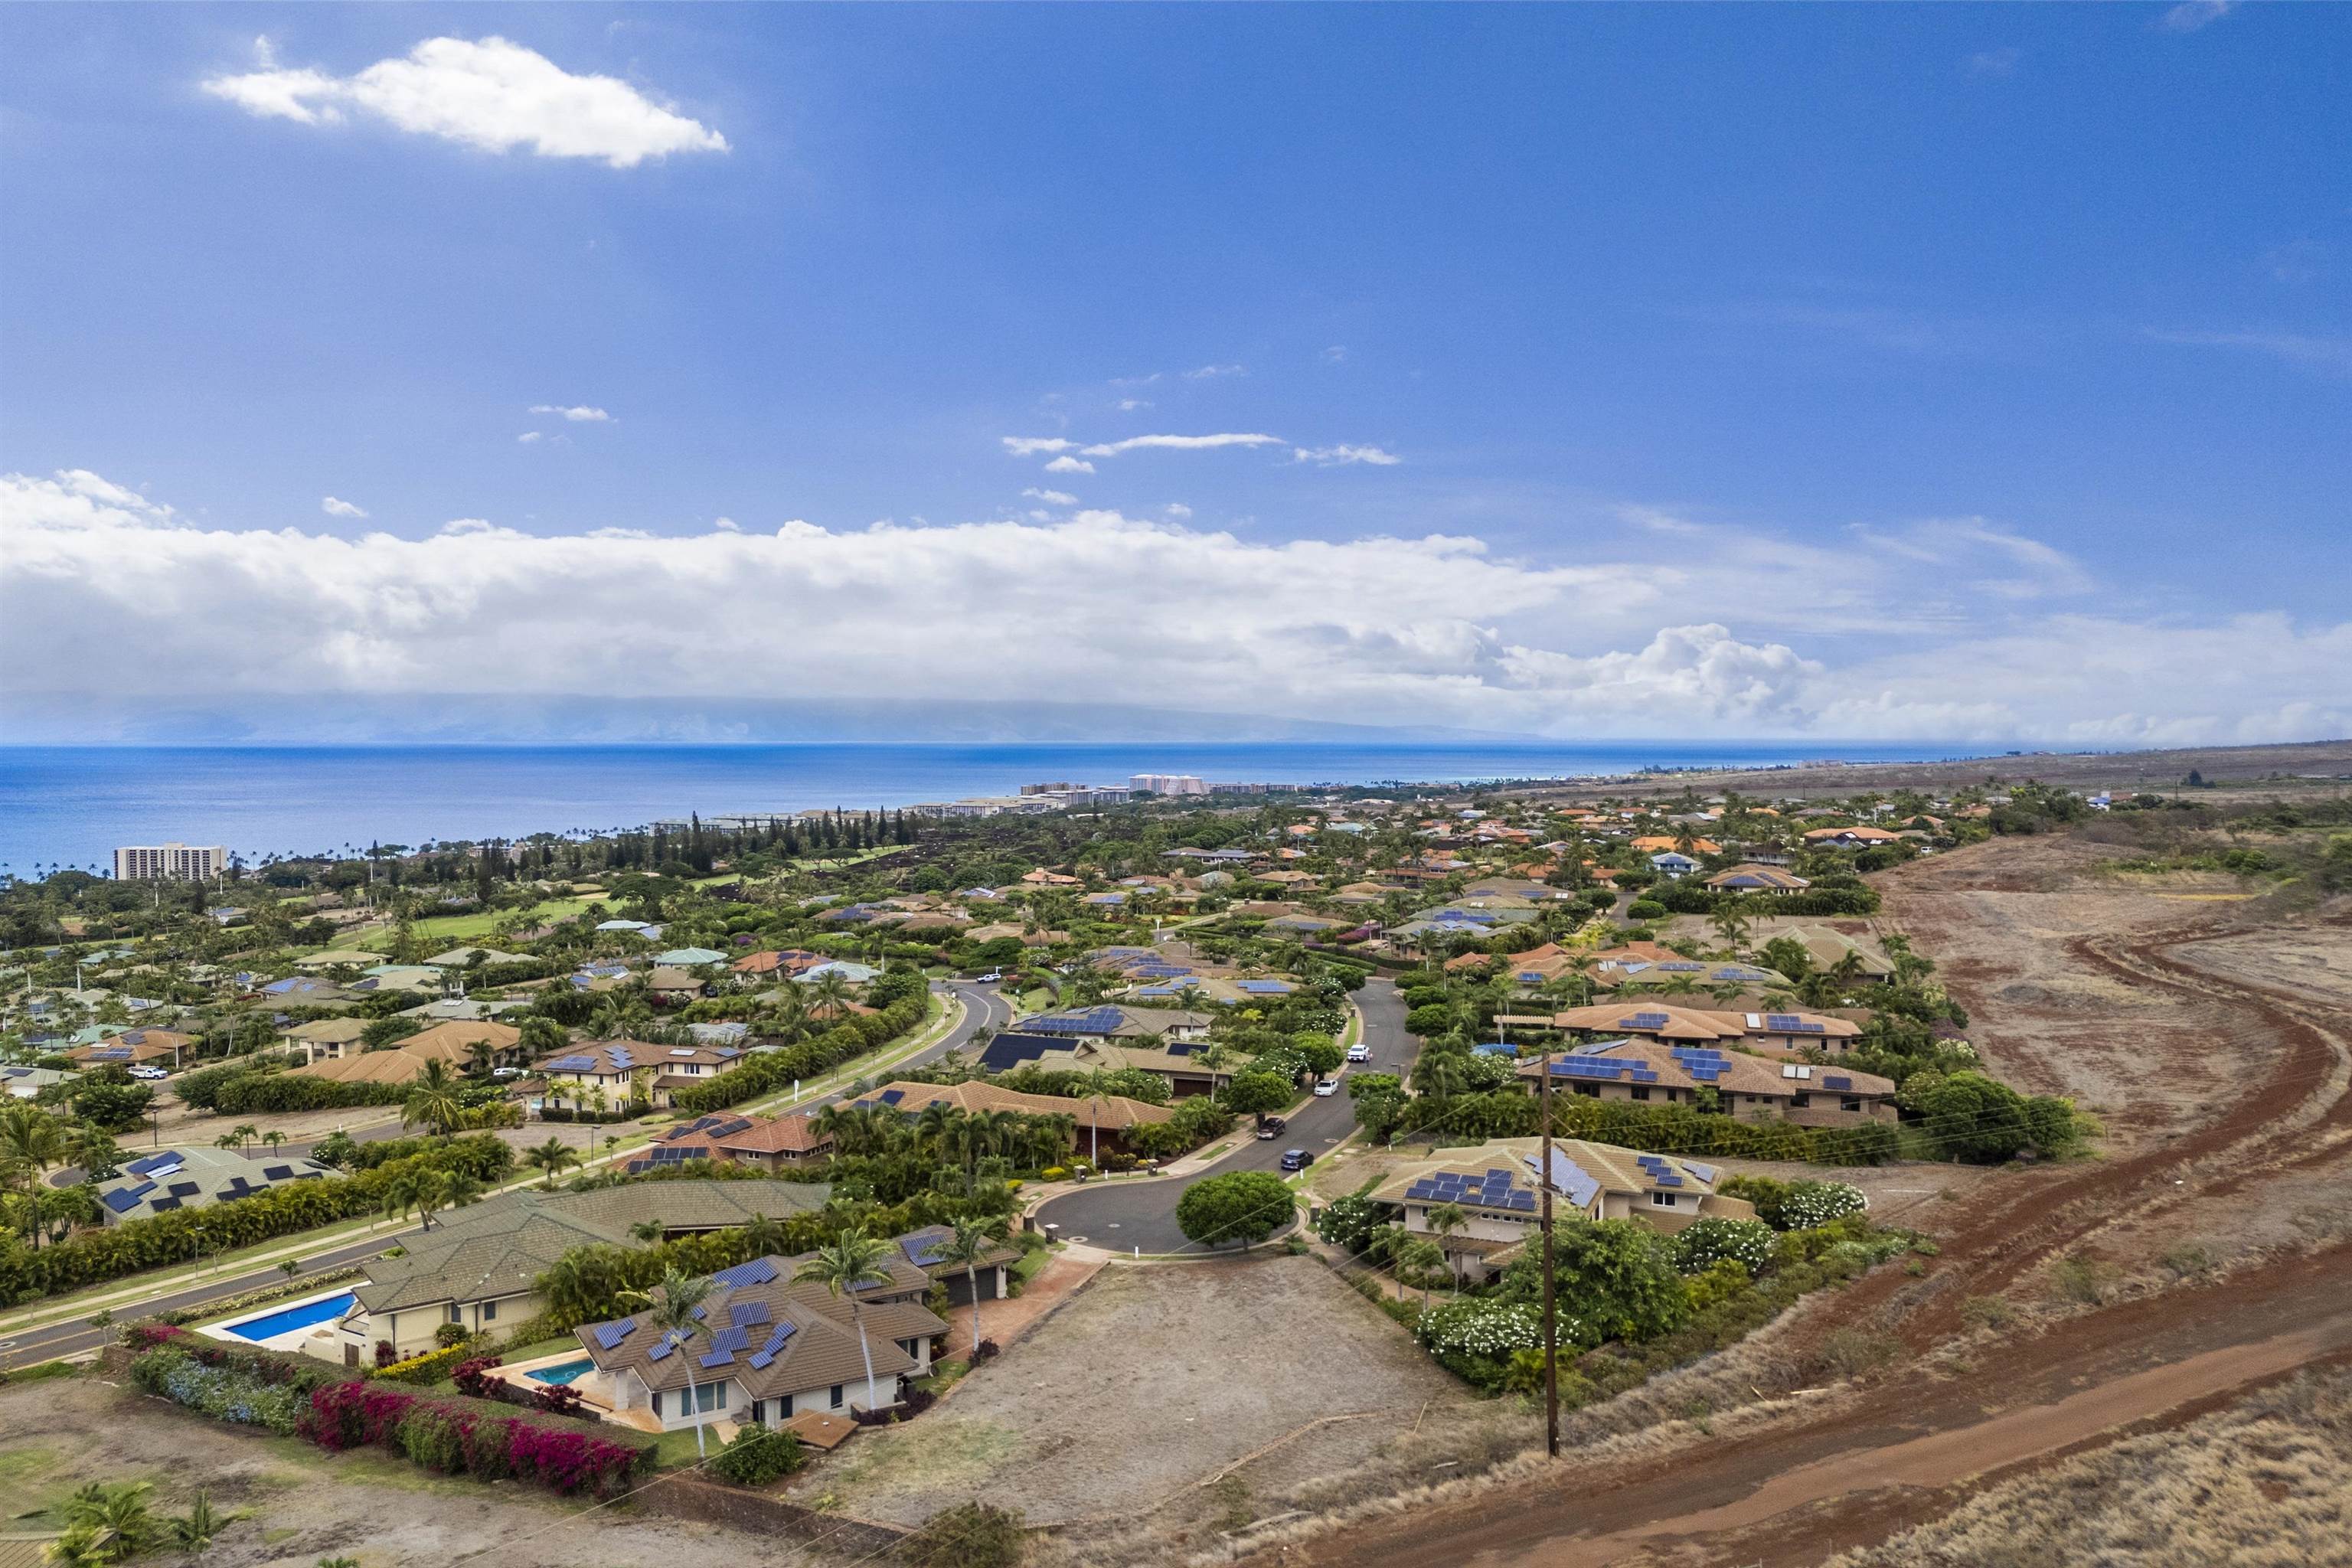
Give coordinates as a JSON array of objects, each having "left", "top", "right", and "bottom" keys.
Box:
[
  {"left": 933, "top": 1216, "right": 1011, "bottom": 1357},
  {"left": 260, "top": 1129, "right": 289, "bottom": 1155},
  {"left": 809, "top": 969, "right": 854, "bottom": 1021},
  {"left": 402, "top": 1069, "right": 464, "bottom": 1137},
  {"left": 0, "top": 1105, "right": 65, "bottom": 1250},
  {"left": 229, "top": 1122, "right": 260, "bottom": 1155},
  {"left": 379, "top": 1168, "right": 449, "bottom": 1231},
  {"left": 738, "top": 1211, "right": 792, "bottom": 1259},
  {"left": 60, "top": 1124, "right": 122, "bottom": 1185},
  {"left": 793, "top": 1227, "right": 894, "bottom": 1413},
  {"left": 524, "top": 1136, "right": 581, "bottom": 1188},
  {"left": 1425, "top": 1203, "right": 1468, "bottom": 1295},
  {"left": 1080, "top": 1066, "right": 1123, "bottom": 1169},
  {"left": 620, "top": 1266, "right": 717, "bottom": 1456}
]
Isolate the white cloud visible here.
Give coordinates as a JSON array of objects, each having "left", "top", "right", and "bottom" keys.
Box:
[
  {"left": 8, "top": 469, "right": 2344, "bottom": 745},
  {"left": 1080, "top": 433, "right": 1284, "bottom": 458},
  {"left": 201, "top": 35, "right": 727, "bottom": 168},
  {"left": 2144, "top": 328, "right": 2352, "bottom": 378},
  {"left": 1292, "top": 443, "right": 1401, "bottom": 467},
  {"left": 1042, "top": 456, "right": 1095, "bottom": 475},
  {"left": 1021, "top": 488, "right": 1079, "bottom": 505},
  {"left": 320, "top": 496, "right": 368, "bottom": 518},
  {"left": 1164, "top": 503, "right": 1193, "bottom": 520},
  {"left": 1116, "top": 398, "right": 1152, "bottom": 412},
  {"left": 517, "top": 431, "right": 545, "bottom": 444},
  {"left": 1184, "top": 364, "right": 1246, "bottom": 380},
  {"left": 2160, "top": 0, "right": 2234, "bottom": 31},
  {"left": 1965, "top": 47, "right": 2022, "bottom": 77},
  {"left": 1322, "top": 346, "right": 1348, "bottom": 364},
  {"left": 1001, "top": 437, "right": 1073, "bottom": 457},
  {"left": 530, "top": 404, "right": 613, "bottom": 422}
]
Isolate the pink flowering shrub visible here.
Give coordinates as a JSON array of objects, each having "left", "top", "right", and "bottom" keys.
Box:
[{"left": 296, "top": 1383, "right": 645, "bottom": 1497}]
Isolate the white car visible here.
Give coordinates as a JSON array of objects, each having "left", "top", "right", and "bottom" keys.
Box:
[
  {"left": 975, "top": 971, "right": 1003, "bottom": 984},
  {"left": 1312, "top": 1077, "right": 1341, "bottom": 1097},
  {"left": 128, "top": 1066, "right": 168, "bottom": 1080},
  {"left": 1346, "top": 1043, "right": 1371, "bottom": 1063}
]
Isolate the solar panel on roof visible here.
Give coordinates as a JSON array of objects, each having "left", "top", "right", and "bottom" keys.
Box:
[
  {"left": 1682, "top": 1161, "right": 1718, "bottom": 1184},
  {"left": 1624, "top": 1011, "right": 1671, "bottom": 1029},
  {"left": 101, "top": 1188, "right": 143, "bottom": 1213},
  {"left": 710, "top": 1257, "right": 779, "bottom": 1288},
  {"left": 263, "top": 1165, "right": 292, "bottom": 1179},
  {"left": 647, "top": 1339, "right": 674, "bottom": 1362},
  {"left": 1823, "top": 1074, "right": 1853, "bottom": 1090},
  {"left": 593, "top": 1320, "right": 637, "bottom": 1350},
  {"left": 730, "top": 1301, "right": 771, "bottom": 1326}
]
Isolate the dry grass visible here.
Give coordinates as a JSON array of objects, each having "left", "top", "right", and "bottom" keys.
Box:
[{"left": 1824, "top": 1363, "right": 2352, "bottom": 1568}]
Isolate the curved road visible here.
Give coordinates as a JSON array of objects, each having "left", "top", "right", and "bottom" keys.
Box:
[
  {"left": 2, "top": 980, "right": 1011, "bottom": 1371},
  {"left": 1031, "top": 977, "right": 1416, "bottom": 1255}
]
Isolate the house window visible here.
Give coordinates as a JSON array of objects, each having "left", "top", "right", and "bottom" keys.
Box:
[
  {"left": 1576, "top": 1083, "right": 1599, "bottom": 1097},
  {"left": 482, "top": 1299, "right": 497, "bottom": 1321},
  {"left": 1842, "top": 1097, "right": 1863, "bottom": 1112},
  {"left": 1791, "top": 1093, "right": 1811, "bottom": 1107},
  {"left": 779, "top": 1393, "right": 794, "bottom": 1417},
  {"left": 829, "top": 1384, "right": 844, "bottom": 1410},
  {"left": 446, "top": 1304, "right": 462, "bottom": 1325},
  {"left": 1630, "top": 1086, "right": 1651, "bottom": 1101},
  {"left": 651, "top": 1391, "right": 662, "bottom": 1416},
  {"left": 1650, "top": 1191, "right": 1680, "bottom": 1208},
  {"left": 751, "top": 1400, "right": 766, "bottom": 1424},
  {"left": 693, "top": 1381, "right": 726, "bottom": 1413}
]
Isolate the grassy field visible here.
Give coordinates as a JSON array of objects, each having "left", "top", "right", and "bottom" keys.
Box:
[{"left": 326, "top": 893, "right": 609, "bottom": 949}]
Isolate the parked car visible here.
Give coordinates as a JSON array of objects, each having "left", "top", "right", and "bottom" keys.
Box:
[
  {"left": 1255, "top": 1115, "right": 1288, "bottom": 1140},
  {"left": 127, "top": 1066, "right": 168, "bottom": 1080},
  {"left": 975, "top": 971, "right": 1003, "bottom": 984},
  {"left": 1312, "top": 1077, "right": 1340, "bottom": 1096},
  {"left": 1279, "top": 1148, "right": 1314, "bottom": 1171},
  {"left": 1346, "top": 1042, "right": 1371, "bottom": 1063}
]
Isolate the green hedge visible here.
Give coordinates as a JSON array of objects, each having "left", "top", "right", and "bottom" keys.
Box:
[
  {"left": 668, "top": 997, "right": 926, "bottom": 1115},
  {"left": 0, "top": 1135, "right": 514, "bottom": 1304},
  {"left": 176, "top": 1058, "right": 411, "bottom": 1116}
]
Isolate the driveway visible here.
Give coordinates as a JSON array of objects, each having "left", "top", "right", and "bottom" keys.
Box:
[
  {"left": 1032, "top": 977, "right": 1417, "bottom": 1255},
  {"left": 4, "top": 980, "right": 1009, "bottom": 1369}
]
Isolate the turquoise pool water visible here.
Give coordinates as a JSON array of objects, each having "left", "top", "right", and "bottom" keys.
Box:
[
  {"left": 224, "top": 1291, "right": 356, "bottom": 1341},
  {"left": 530, "top": 1357, "right": 598, "bottom": 1386}
]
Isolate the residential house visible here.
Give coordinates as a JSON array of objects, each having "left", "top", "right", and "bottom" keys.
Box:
[
  {"left": 732, "top": 949, "right": 826, "bottom": 980},
  {"left": 1369, "top": 1137, "right": 1756, "bottom": 1282},
  {"left": 536, "top": 1040, "right": 746, "bottom": 1111},
  {"left": 1513, "top": 1040, "right": 1897, "bottom": 1125},
  {"left": 1496, "top": 1000, "right": 1865, "bottom": 1055},
  {"left": 66, "top": 1027, "right": 193, "bottom": 1070},
  {"left": 1648, "top": 851, "right": 1701, "bottom": 878},
  {"left": 573, "top": 1247, "right": 947, "bottom": 1430},
  {"left": 974, "top": 1031, "right": 1231, "bottom": 1099},
  {"left": 1801, "top": 826, "right": 1903, "bottom": 849},
  {"left": 1705, "top": 864, "right": 1811, "bottom": 894},
  {"left": 645, "top": 966, "right": 709, "bottom": 1002},
  {"left": 423, "top": 947, "right": 527, "bottom": 970},
  {"left": 623, "top": 1110, "right": 835, "bottom": 1173},
  {"left": 279, "top": 1017, "right": 371, "bottom": 1064},
  {"left": 292, "top": 1019, "right": 523, "bottom": 1085},
  {"left": 851, "top": 1077, "right": 1174, "bottom": 1155},
  {"left": 93, "top": 1145, "right": 334, "bottom": 1225},
  {"left": 320, "top": 1180, "right": 835, "bottom": 1361}
]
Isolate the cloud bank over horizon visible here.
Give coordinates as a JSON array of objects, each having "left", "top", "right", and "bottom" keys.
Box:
[{"left": 5, "top": 468, "right": 2344, "bottom": 749}]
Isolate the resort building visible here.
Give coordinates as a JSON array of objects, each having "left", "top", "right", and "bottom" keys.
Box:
[{"left": 113, "top": 843, "right": 228, "bottom": 881}]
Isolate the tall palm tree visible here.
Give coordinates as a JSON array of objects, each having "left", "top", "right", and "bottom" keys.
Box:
[
  {"left": 809, "top": 969, "right": 854, "bottom": 1021},
  {"left": 380, "top": 1168, "right": 449, "bottom": 1231},
  {"left": 737, "top": 1211, "right": 792, "bottom": 1259},
  {"left": 229, "top": 1123, "right": 260, "bottom": 1155},
  {"left": 402, "top": 1071, "right": 464, "bottom": 1137},
  {"left": 260, "top": 1129, "right": 289, "bottom": 1155},
  {"left": 1425, "top": 1203, "right": 1468, "bottom": 1296},
  {"left": 793, "top": 1227, "right": 894, "bottom": 1413},
  {"left": 524, "top": 1136, "right": 581, "bottom": 1188},
  {"left": 0, "top": 1105, "right": 65, "bottom": 1250},
  {"left": 619, "top": 1266, "right": 718, "bottom": 1456},
  {"left": 933, "top": 1216, "right": 1011, "bottom": 1357}
]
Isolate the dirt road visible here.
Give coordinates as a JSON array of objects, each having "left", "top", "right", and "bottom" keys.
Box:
[{"left": 1252, "top": 837, "right": 2352, "bottom": 1568}]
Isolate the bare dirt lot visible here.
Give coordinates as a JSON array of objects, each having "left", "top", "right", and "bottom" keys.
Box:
[
  {"left": 1242, "top": 833, "right": 2352, "bottom": 1568},
  {"left": 805, "top": 1255, "right": 1472, "bottom": 1534},
  {"left": 0, "top": 1374, "right": 820, "bottom": 1568}
]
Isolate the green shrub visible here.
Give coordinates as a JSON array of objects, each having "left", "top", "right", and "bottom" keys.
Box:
[
  {"left": 1671, "top": 1217, "right": 1775, "bottom": 1276},
  {"left": 708, "top": 1423, "right": 805, "bottom": 1487},
  {"left": 906, "top": 1501, "right": 1026, "bottom": 1568}
]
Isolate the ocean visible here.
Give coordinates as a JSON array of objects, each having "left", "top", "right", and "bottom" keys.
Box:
[{"left": 0, "top": 741, "right": 1981, "bottom": 873}]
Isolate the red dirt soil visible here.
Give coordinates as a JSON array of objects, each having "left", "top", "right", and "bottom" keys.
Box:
[{"left": 1250, "top": 838, "right": 2352, "bottom": 1568}]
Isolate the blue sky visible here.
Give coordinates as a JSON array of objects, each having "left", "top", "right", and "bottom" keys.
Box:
[{"left": 3, "top": 3, "right": 2347, "bottom": 746}]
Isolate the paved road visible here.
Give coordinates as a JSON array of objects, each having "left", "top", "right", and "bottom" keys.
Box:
[
  {"left": 3, "top": 980, "right": 1010, "bottom": 1370},
  {"left": 1031, "top": 978, "right": 1417, "bottom": 1255}
]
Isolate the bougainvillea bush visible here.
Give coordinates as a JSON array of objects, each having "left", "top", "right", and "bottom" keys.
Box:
[{"left": 301, "top": 1381, "right": 647, "bottom": 1498}]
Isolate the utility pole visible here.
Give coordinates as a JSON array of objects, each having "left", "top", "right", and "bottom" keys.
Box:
[{"left": 1537, "top": 1041, "right": 1560, "bottom": 1459}]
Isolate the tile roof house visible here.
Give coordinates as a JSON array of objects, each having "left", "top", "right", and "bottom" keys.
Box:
[
  {"left": 1705, "top": 864, "right": 1812, "bottom": 894},
  {"left": 1495, "top": 1000, "right": 1865, "bottom": 1055},
  {"left": 971, "top": 1031, "right": 1232, "bottom": 1099},
  {"left": 279, "top": 1016, "right": 372, "bottom": 1063},
  {"left": 851, "top": 1077, "right": 1173, "bottom": 1151},
  {"left": 319, "top": 1179, "right": 835, "bottom": 1361},
  {"left": 65, "top": 1027, "right": 193, "bottom": 1069},
  {"left": 92, "top": 1145, "right": 333, "bottom": 1225},
  {"left": 731, "top": 949, "right": 826, "bottom": 978},
  {"left": 535, "top": 1039, "right": 746, "bottom": 1109},
  {"left": 1511, "top": 1039, "right": 1896, "bottom": 1125},
  {"left": 1802, "top": 826, "right": 1903, "bottom": 848},
  {"left": 291, "top": 1019, "right": 523, "bottom": 1085},
  {"left": 623, "top": 1110, "right": 835, "bottom": 1173},
  {"left": 1369, "top": 1137, "right": 1756, "bottom": 1281},
  {"left": 574, "top": 1247, "right": 948, "bottom": 1432}
]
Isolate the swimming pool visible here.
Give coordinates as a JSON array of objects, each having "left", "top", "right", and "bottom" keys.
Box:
[
  {"left": 529, "top": 1357, "right": 598, "bottom": 1386},
  {"left": 223, "top": 1291, "right": 357, "bottom": 1341}
]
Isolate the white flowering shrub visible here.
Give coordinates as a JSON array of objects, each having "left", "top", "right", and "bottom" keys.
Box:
[
  {"left": 1672, "top": 1217, "right": 1775, "bottom": 1276},
  {"left": 1780, "top": 1181, "right": 1867, "bottom": 1229},
  {"left": 1416, "top": 1297, "right": 1596, "bottom": 1357}
]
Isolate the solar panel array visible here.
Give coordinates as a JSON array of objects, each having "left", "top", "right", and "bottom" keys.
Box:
[
  {"left": 730, "top": 1300, "right": 772, "bottom": 1327},
  {"left": 1237, "top": 979, "right": 1292, "bottom": 994},
  {"left": 1547, "top": 1054, "right": 1661, "bottom": 1084},
  {"left": 1682, "top": 1160, "right": 1719, "bottom": 1184},
  {"left": 1403, "top": 1165, "right": 1537, "bottom": 1213},
  {"left": 900, "top": 1227, "right": 952, "bottom": 1266},
  {"left": 699, "top": 1323, "right": 755, "bottom": 1367},
  {"left": 1031, "top": 1007, "right": 1127, "bottom": 1036},
  {"left": 1523, "top": 1148, "right": 1600, "bottom": 1207},
  {"left": 1763, "top": 1014, "right": 1825, "bottom": 1033},
  {"left": 1635, "top": 1154, "right": 1684, "bottom": 1188},
  {"left": 1822, "top": 1074, "right": 1853, "bottom": 1090},
  {"left": 547, "top": 1054, "right": 596, "bottom": 1072},
  {"left": 745, "top": 1321, "right": 799, "bottom": 1370},
  {"left": 1622, "top": 1011, "right": 1673, "bottom": 1030},
  {"left": 593, "top": 1318, "right": 637, "bottom": 1351},
  {"left": 711, "top": 1256, "right": 781, "bottom": 1288},
  {"left": 1669, "top": 1047, "right": 1732, "bottom": 1082}
]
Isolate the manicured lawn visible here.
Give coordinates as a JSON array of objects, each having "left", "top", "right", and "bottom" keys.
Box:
[{"left": 328, "top": 894, "right": 609, "bottom": 949}]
